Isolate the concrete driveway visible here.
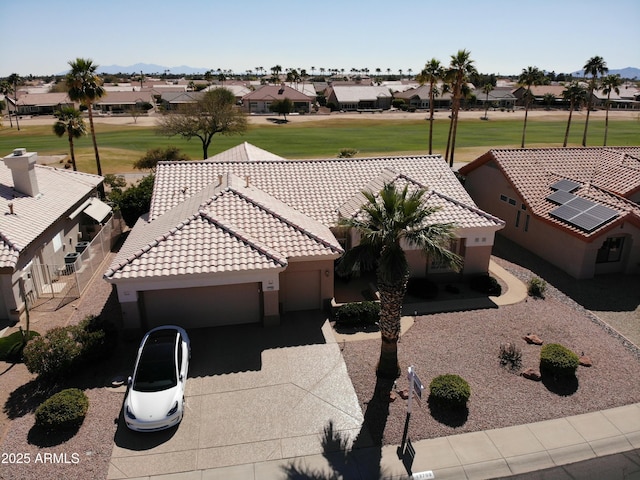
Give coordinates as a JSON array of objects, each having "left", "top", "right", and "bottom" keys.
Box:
[{"left": 107, "top": 312, "right": 364, "bottom": 478}]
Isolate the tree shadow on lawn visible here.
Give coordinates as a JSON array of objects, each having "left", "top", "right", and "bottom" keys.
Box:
[{"left": 281, "top": 377, "right": 404, "bottom": 480}]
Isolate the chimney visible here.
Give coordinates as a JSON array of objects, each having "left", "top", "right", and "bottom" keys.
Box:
[{"left": 3, "top": 148, "right": 40, "bottom": 197}]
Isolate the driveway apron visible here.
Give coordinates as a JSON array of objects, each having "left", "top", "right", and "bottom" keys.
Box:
[{"left": 107, "top": 311, "right": 364, "bottom": 479}]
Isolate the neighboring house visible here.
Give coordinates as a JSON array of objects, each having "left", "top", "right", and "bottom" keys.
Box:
[
  {"left": 325, "top": 85, "right": 393, "bottom": 111},
  {"left": 156, "top": 91, "right": 203, "bottom": 111},
  {"left": 512, "top": 85, "right": 567, "bottom": 107},
  {"left": 94, "top": 91, "right": 155, "bottom": 113},
  {"left": 242, "top": 85, "right": 314, "bottom": 113},
  {"left": 474, "top": 87, "right": 517, "bottom": 111},
  {"left": 105, "top": 146, "right": 504, "bottom": 332},
  {"left": 459, "top": 147, "right": 640, "bottom": 279},
  {"left": 0, "top": 148, "right": 111, "bottom": 323},
  {"left": 393, "top": 85, "right": 452, "bottom": 110},
  {"left": 204, "top": 84, "right": 252, "bottom": 104},
  {"left": 9, "top": 93, "right": 74, "bottom": 116},
  {"left": 592, "top": 88, "right": 640, "bottom": 110},
  {"left": 206, "top": 142, "right": 285, "bottom": 162}
]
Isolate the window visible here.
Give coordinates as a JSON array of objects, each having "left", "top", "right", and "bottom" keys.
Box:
[
  {"left": 500, "top": 194, "right": 517, "bottom": 206},
  {"left": 596, "top": 237, "right": 624, "bottom": 263},
  {"left": 52, "top": 233, "right": 63, "bottom": 252},
  {"left": 515, "top": 210, "right": 521, "bottom": 227},
  {"left": 524, "top": 215, "right": 530, "bottom": 232}
]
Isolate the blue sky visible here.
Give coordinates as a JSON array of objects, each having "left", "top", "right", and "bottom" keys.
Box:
[{"left": 2, "top": 0, "right": 639, "bottom": 78}]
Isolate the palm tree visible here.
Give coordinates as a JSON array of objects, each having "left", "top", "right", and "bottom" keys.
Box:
[
  {"left": 482, "top": 83, "right": 494, "bottom": 120},
  {"left": 581, "top": 56, "right": 608, "bottom": 146},
  {"left": 417, "top": 58, "right": 443, "bottom": 154},
  {"left": 601, "top": 73, "right": 622, "bottom": 146},
  {"left": 561, "top": 82, "right": 587, "bottom": 147},
  {"left": 518, "top": 66, "right": 543, "bottom": 148},
  {"left": 445, "top": 49, "right": 476, "bottom": 166},
  {"left": 338, "top": 183, "right": 461, "bottom": 380},
  {"left": 66, "top": 58, "right": 105, "bottom": 195},
  {"left": 0, "top": 80, "right": 14, "bottom": 128},
  {"left": 53, "top": 106, "right": 87, "bottom": 171}
]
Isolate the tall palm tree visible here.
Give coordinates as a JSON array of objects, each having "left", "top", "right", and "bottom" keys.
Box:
[
  {"left": 338, "top": 183, "right": 461, "bottom": 380},
  {"left": 53, "top": 106, "right": 87, "bottom": 171},
  {"left": 417, "top": 58, "right": 443, "bottom": 154},
  {"left": 518, "top": 66, "right": 543, "bottom": 148},
  {"left": 581, "top": 56, "right": 608, "bottom": 147},
  {"left": 561, "top": 82, "right": 587, "bottom": 147},
  {"left": 482, "top": 83, "right": 494, "bottom": 120},
  {"left": 445, "top": 49, "right": 476, "bottom": 167},
  {"left": 601, "top": 73, "right": 622, "bottom": 146},
  {"left": 66, "top": 58, "right": 105, "bottom": 194},
  {"left": 0, "top": 80, "right": 14, "bottom": 128}
]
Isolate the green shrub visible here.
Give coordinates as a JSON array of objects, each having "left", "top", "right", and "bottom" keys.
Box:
[
  {"left": 23, "top": 326, "right": 82, "bottom": 379},
  {"left": 540, "top": 343, "right": 579, "bottom": 378},
  {"left": 35, "top": 388, "right": 88, "bottom": 431},
  {"left": 429, "top": 374, "right": 471, "bottom": 408},
  {"left": 499, "top": 342, "right": 522, "bottom": 370},
  {"left": 528, "top": 277, "right": 547, "bottom": 298},
  {"left": 334, "top": 301, "right": 380, "bottom": 326},
  {"left": 0, "top": 330, "right": 40, "bottom": 362},
  {"left": 76, "top": 315, "right": 118, "bottom": 362},
  {"left": 337, "top": 148, "right": 358, "bottom": 158},
  {"left": 469, "top": 274, "right": 502, "bottom": 295}
]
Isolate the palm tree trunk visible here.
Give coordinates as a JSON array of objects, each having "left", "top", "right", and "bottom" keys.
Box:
[
  {"left": 67, "top": 134, "right": 77, "bottom": 171},
  {"left": 376, "top": 277, "right": 407, "bottom": 379},
  {"left": 563, "top": 103, "right": 574, "bottom": 147},
  {"left": 449, "top": 108, "right": 460, "bottom": 167},
  {"left": 603, "top": 96, "right": 611, "bottom": 146},
  {"left": 87, "top": 105, "right": 105, "bottom": 197},
  {"left": 520, "top": 105, "right": 529, "bottom": 148},
  {"left": 428, "top": 82, "right": 435, "bottom": 155},
  {"left": 582, "top": 93, "right": 593, "bottom": 147}
]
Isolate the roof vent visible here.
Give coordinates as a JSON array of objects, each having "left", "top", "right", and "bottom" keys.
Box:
[{"left": 13, "top": 148, "right": 27, "bottom": 157}]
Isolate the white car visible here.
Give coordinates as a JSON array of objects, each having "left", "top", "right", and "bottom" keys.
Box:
[{"left": 124, "top": 326, "right": 190, "bottom": 432}]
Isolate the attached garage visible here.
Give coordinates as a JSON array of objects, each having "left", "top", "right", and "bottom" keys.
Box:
[{"left": 141, "top": 282, "right": 261, "bottom": 329}]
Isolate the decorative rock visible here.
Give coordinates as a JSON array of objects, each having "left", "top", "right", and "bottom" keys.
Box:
[
  {"left": 521, "top": 368, "right": 541, "bottom": 381},
  {"left": 523, "top": 334, "right": 543, "bottom": 345},
  {"left": 389, "top": 392, "right": 397, "bottom": 402},
  {"left": 398, "top": 389, "right": 409, "bottom": 400},
  {"left": 579, "top": 356, "right": 593, "bottom": 367}
]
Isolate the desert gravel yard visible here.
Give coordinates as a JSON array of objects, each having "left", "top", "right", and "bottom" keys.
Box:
[{"left": 341, "top": 235, "right": 640, "bottom": 446}]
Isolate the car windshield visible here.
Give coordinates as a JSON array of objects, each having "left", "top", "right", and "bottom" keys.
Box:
[{"left": 133, "top": 331, "right": 178, "bottom": 392}]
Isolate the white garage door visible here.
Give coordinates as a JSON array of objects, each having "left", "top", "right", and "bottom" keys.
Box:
[
  {"left": 142, "top": 283, "right": 261, "bottom": 329},
  {"left": 281, "top": 270, "right": 321, "bottom": 311}
]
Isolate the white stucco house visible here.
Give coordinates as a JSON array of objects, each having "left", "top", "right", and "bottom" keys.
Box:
[{"left": 104, "top": 145, "right": 504, "bottom": 332}]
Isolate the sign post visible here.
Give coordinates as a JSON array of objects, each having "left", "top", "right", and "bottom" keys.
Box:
[{"left": 399, "top": 365, "right": 424, "bottom": 458}]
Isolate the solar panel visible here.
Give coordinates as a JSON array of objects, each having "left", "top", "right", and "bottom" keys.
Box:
[
  {"left": 550, "top": 179, "right": 581, "bottom": 192},
  {"left": 570, "top": 213, "right": 605, "bottom": 232},
  {"left": 546, "top": 190, "right": 576, "bottom": 205},
  {"left": 550, "top": 204, "right": 581, "bottom": 222},
  {"left": 566, "top": 196, "right": 597, "bottom": 211},
  {"left": 586, "top": 204, "right": 619, "bottom": 223}
]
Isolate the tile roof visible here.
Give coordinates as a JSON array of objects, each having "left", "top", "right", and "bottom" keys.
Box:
[
  {"left": 107, "top": 153, "right": 503, "bottom": 281},
  {"left": 243, "top": 85, "right": 314, "bottom": 102},
  {"left": 0, "top": 160, "right": 103, "bottom": 269},
  {"left": 206, "top": 142, "right": 285, "bottom": 162},
  {"left": 459, "top": 147, "right": 640, "bottom": 238},
  {"left": 328, "top": 86, "right": 393, "bottom": 103},
  {"left": 105, "top": 174, "right": 342, "bottom": 281}
]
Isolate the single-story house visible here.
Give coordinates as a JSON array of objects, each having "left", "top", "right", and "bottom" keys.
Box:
[
  {"left": 393, "top": 85, "right": 452, "bottom": 110},
  {"left": 8, "top": 93, "right": 74, "bottom": 116},
  {"left": 512, "top": 85, "right": 567, "bottom": 107},
  {"left": 242, "top": 85, "right": 314, "bottom": 114},
  {"left": 0, "top": 148, "right": 111, "bottom": 323},
  {"left": 459, "top": 147, "right": 640, "bottom": 279},
  {"left": 474, "top": 87, "right": 517, "bottom": 110},
  {"left": 156, "top": 91, "right": 204, "bottom": 111},
  {"left": 204, "top": 84, "right": 252, "bottom": 105},
  {"left": 325, "top": 85, "right": 393, "bottom": 111},
  {"left": 105, "top": 147, "right": 504, "bottom": 331},
  {"left": 94, "top": 91, "right": 156, "bottom": 113}
]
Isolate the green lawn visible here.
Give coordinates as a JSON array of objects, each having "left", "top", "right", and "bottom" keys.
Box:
[{"left": 0, "top": 116, "right": 638, "bottom": 175}]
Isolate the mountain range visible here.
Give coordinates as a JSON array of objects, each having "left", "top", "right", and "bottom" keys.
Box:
[{"left": 95, "top": 63, "right": 640, "bottom": 79}]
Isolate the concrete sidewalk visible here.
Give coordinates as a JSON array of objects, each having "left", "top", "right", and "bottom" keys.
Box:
[{"left": 133, "top": 402, "right": 639, "bottom": 479}]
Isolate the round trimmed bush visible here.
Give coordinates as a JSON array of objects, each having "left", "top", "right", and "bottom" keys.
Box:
[
  {"left": 540, "top": 343, "right": 579, "bottom": 378},
  {"left": 23, "top": 326, "right": 82, "bottom": 379},
  {"left": 35, "top": 388, "right": 89, "bottom": 431},
  {"left": 429, "top": 374, "right": 471, "bottom": 408}
]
